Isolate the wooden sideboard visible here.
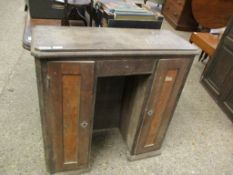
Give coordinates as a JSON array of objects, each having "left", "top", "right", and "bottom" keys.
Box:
[
  {"left": 31, "top": 27, "right": 197, "bottom": 174},
  {"left": 201, "top": 17, "right": 233, "bottom": 122},
  {"left": 162, "top": 0, "right": 198, "bottom": 31}
]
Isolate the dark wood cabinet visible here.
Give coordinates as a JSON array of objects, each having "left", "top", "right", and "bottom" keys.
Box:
[
  {"left": 202, "top": 17, "right": 233, "bottom": 122},
  {"left": 162, "top": 0, "right": 198, "bottom": 31},
  {"left": 32, "top": 27, "right": 197, "bottom": 173}
]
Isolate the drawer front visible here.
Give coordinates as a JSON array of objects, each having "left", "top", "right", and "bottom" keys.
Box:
[{"left": 96, "top": 59, "right": 155, "bottom": 77}]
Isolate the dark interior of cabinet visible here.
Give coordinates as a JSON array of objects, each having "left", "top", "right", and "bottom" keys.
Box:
[{"left": 93, "top": 75, "right": 150, "bottom": 150}]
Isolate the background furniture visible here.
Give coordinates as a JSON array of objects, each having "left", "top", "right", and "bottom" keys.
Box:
[
  {"left": 28, "top": 0, "right": 64, "bottom": 19},
  {"left": 201, "top": 17, "right": 233, "bottom": 122},
  {"left": 162, "top": 0, "right": 233, "bottom": 31},
  {"left": 162, "top": 0, "right": 198, "bottom": 31},
  {"left": 53, "top": 0, "right": 93, "bottom": 26},
  {"left": 31, "top": 27, "right": 197, "bottom": 174},
  {"left": 192, "top": 0, "right": 233, "bottom": 29},
  {"left": 94, "top": 0, "right": 163, "bottom": 28},
  {"left": 190, "top": 32, "right": 219, "bottom": 62}
]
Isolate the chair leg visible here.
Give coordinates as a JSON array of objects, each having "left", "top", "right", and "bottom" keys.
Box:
[
  {"left": 76, "top": 8, "right": 87, "bottom": 26},
  {"left": 89, "top": 6, "right": 93, "bottom": 26},
  {"left": 62, "top": 3, "right": 70, "bottom": 26},
  {"left": 199, "top": 51, "right": 204, "bottom": 61},
  {"left": 24, "top": 5, "right": 28, "bottom": 11},
  {"left": 201, "top": 53, "right": 208, "bottom": 62}
]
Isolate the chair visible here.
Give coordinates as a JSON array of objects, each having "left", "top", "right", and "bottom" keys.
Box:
[
  {"left": 24, "top": 0, "right": 29, "bottom": 11},
  {"left": 53, "top": 0, "right": 93, "bottom": 26},
  {"left": 190, "top": 32, "right": 220, "bottom": 62}
]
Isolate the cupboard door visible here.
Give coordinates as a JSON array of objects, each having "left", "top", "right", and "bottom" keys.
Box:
[
  {"left": 134, "top": 58, "right": 192, "bottom": 154},
  {"left": 205, "top": 37, "right": 233, "bottom": 97},
  {"left": 221, "top": 68, "right": 233, "bottom": 116},
  {"left": 45, "top": 62, "right": 95, "bottom": 173}
]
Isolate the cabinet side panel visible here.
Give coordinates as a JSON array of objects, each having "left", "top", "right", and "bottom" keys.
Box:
[{"left": 35, "top": 59, "right": 53, "bottom": 172}]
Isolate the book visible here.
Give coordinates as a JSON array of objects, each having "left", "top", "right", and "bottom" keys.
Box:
[
  {"left": 108, "top": 19, "right": 162, "bottom": 29},
  {"left": 114, "top": 11, "right": 156, "bottom": 21},
  {"left": 99, "top": 0, "right": 142, "bottom": 13},
  {"left": 98, "top": 0, "right": 156, "bottom": 21}
]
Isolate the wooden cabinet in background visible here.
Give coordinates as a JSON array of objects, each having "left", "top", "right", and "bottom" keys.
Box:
[
  {"left": 162, "top": 0, "right": 198, "bottom": 31},
  {"left": 32, "top": 27, "right": 197, "bottom": 174},
  {"left": 202, "top": 17, "right": 233, "bottom": 122}
]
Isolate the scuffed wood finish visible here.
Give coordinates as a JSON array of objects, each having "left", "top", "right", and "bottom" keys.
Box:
[
  {"left": 41, "top": 62, "right": 95, "bottom": 173},
  {"left": 31, "top": 26, "right": 198, "bottom": 58},
  {"left": 144, "top": 70, "right": 178, "bottom": 146},
  {"left": 23, "top": 12, "right": 61, "bottom": 51},
  {"left": 33, "top": 26, "right": 197, "bottom": 174},
  {"left": 96, "top": 59, "right": 155, "bottom": 77},
  {"left": 134, "top": 58, "right": 193, "bottom": 154}
]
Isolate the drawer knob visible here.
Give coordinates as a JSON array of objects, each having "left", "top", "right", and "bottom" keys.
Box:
[
  {"left": 147, "top": 110, "right": 154, "bottom": 117},
  {"left": 80, "top": 121, "right": 88, "bottom": 128}
]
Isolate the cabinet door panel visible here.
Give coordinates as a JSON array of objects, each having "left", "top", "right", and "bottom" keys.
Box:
[
  {"left": 46, "top": 62, "right": 95, "bottom": 173},
  {"left": 134, "top": 58, "right": 192, "bottom": 154},
  {"left": 221, "top": 68, "right": 233, "bottom": 115},
  {"left": 224, "top": 91, "right": 233, "bottom": 115},
  {"left": 208, "top": 44, "right": 233, "bottom": 94}
]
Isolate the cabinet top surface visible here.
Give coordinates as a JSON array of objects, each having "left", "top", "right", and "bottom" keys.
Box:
[{"left": 31, "top": 26, "right": 198, "bottom": 58}]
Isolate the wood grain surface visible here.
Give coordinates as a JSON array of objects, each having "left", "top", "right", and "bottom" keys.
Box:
[
  {"left": 31, "top": 26, "right": 198, "bottom": 58},
  {"left": 192, "top": 0, "right": 233, "bottom": 28}
]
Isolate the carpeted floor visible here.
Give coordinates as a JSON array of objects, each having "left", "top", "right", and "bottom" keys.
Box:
[{"left": 0, "top": 1, "right": 232, "bottom": 175}]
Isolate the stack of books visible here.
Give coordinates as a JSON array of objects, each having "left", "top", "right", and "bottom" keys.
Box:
[{"left": 99, "top": 0, "right": 156, "bottom": 21}]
